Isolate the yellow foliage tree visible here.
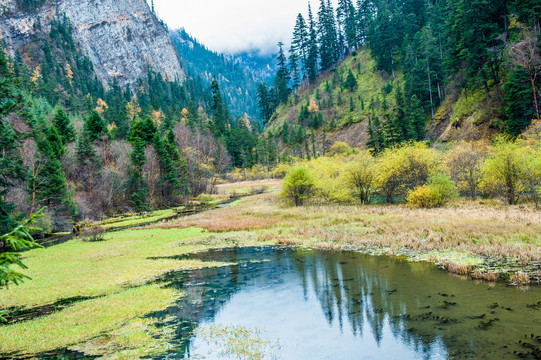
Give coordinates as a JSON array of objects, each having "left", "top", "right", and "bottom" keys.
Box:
[
  {"left": 346, "top": 150, "right": 376, "bottom": 204},
  {"left": 375, "top": 143, "right": 441, "bottom": 203},
  {"left": 65, "top": 63, "right": 73, "bottom": 86},
  {"left": 95, "top": 98, "right": 108, "bottom": 114},
  {"left": 30, "top": 66, "right": 41, "bottom": 88}
]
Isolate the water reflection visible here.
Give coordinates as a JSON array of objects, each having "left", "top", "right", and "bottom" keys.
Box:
[{"left": 152, "top": 247, "right": 541, "bottom": 359}]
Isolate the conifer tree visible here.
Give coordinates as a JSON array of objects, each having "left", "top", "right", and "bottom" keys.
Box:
[
  {"left": 292, "top": 14, "right": 310, "bottom": 79},
  {"left": 289, "top": 48, "right": 301, "bottom": 90},
  {"left": 126, "top": 137, "right": 149, "bottom": 211},
  {"left": 187, "top": 100, "right": 199, "bottom": 128},
  {"left": 274, "top": 42, "right": 291, "bottom": 104},
  {"left": 257, "top": 83, "right": 274, "bottom": 124},
  {"left": 210, "top": 78, "right": 229, "bottom": 137},
  {"left": 0, "top": 48, "right": 26, "bottom": 233},
  {"left": 52, "top": 107, "right": 76, "bottom": 145},
  {"left": 407, "top": 95, "right": 426, "bottom": 141},
  {"left": 83, "top": 110, "right": 108, "bottom": 142},
  {"left": 112, "top": 101, "right": 130, "bottom": 140},
  {"left": 307, "top": 3, "right": 320, "bottom": 83},
  {"left": 318, "top": 0, "right": 339, "bottom": 71},
  {"left": 32, "top": 130, "right": 76, "bottom": 216},
  {"left": 76, "top": 132, "right": 102, "bottom": 203},
  {"left": 344, "top": 69, "right": 358, "bottom": 91}
]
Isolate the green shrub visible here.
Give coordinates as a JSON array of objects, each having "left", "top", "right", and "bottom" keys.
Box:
[
  {"left": 408, "top": 174, "right": 458, "bottom": 208},
  {"left": 281, "top": 167, "right": 316, "bottom": 206}
]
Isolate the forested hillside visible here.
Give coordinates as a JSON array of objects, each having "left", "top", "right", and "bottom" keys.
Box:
[
  {"left": 171, "top": 29, "right": 275, "bottom": 121},
  {"left": 0, "top": 10, "right": 269, "bottom": 233},
  {"left": 260, "top": 0, "right": 541, "bottom": 155}
]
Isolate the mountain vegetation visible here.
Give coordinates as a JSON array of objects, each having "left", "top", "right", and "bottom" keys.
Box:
[
  {"left": 170, "top": 29, "right": 275, "bottom": 121},
  {"left": 259, "top": 0, "right": 541, "bottom": 155},
  {"left": 0, "top": 14, "right": 272, "bottom": 232}
]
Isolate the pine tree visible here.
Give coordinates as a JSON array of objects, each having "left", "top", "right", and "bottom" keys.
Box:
[
  {"left": 52, "top": 107, "right": 76, "bottom": 145},
  {"left": 83, "top": 110, "right": 108, "bottom": 142},
  {"left": 257, "top": 83, "right": 274, "bottom": 124},
  {"left": 318, "top": 0, "right": 339, "bottom": 71},
  {"left": 292, "top": 13, "right": 310, "bottom": 79},
  {"left": 289, "top": 48, "right": 301, "bottom": 90},
  {"left": 0, "top": 48, "right": 26, "bottom": 233},
  {"left": 503, "top": 67, "right": 534, "bottom": 136},
  {"left": 76, "top": 132, "right": 102, "bottom": 203},
  {"left": 307, "top": 3, "right": 320, "bottom": 83},
  {"left": 126, "top": 137, "right": 149, "bottom": 211},
  {"left": 274, "top": 42, "right": 291, "bottom": 104},
  {"left": 32, "top": 131, "right": 76, "bottom": 216},
  {"left": 344, "top": 69, "right": 358, "bottom": 91},
  {"left": 113, "top": 101, "right": 130, "bottom": 140},
  {"left": 187, "top": 100, "right": 199, "bottom": 128},
  {"left": 407, "top": 95, "right": 426, "bottom": 141},
  {"left": 210, "top": 78, "right": 229, "bottom": 137}
]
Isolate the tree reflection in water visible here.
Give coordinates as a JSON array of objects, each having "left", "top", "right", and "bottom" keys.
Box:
[{"left": 150, "top": 247, "right": 541, "bottom": 360}]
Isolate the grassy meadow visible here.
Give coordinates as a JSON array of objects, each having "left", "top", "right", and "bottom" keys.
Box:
[{"left": 1, "top": 179, "right": 540, "bottom": 358}]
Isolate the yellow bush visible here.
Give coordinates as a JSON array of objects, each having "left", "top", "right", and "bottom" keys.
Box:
[
  {"left": 304, "top": 156, "right": 353, "bottom": 202},
  {"left": 272, "top": 163, "right": 292, "bottom": 179},
  {"left": 376, "top": 143, "right": 441, "bottom": 203},
  {"left": 327, "top": 141, "right": 352, "bottom": 156},
  {"left": 407, "top": 174, "right": 458, "bottom": 208}
]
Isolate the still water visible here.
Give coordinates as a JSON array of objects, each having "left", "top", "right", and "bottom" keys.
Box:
[{"left": 151, "top": 247, "right": 541, "bottom": 360}]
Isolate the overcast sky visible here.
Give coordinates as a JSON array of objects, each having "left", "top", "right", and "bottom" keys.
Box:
[{"left": 150, "top": 0, "right": 339, "bottom": 55}]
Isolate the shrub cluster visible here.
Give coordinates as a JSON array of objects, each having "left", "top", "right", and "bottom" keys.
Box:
[{"left": 281, "top": 138, "right": 541, "bottom": 208}]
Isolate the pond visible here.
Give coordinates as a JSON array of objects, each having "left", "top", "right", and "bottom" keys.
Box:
[{"left": 148, "top": 247, "right": 541, "bottom": 360}]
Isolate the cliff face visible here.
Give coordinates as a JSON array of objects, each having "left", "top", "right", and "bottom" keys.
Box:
[{"left": 0, "top": 0, "right": 185, "bottom": 89}]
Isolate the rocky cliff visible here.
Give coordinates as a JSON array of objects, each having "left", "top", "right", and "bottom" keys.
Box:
[{"left": 0, "top": 0, "right": 185, "bottom": 90}]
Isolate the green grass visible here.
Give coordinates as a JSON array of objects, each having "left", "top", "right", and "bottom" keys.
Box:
[
  {"left": 0, "top": 227, "right": 217, "bottom": 308},
  {"left": 0, "top": 285, "right": 177, "bottom": 356}
]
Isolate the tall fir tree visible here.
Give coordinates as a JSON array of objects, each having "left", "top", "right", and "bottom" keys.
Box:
[
  {"left": 210, "top": 78, "right": 229, "bottom": 137},
  {"left": 0, "top": 48, "right": 26, "bottom": 233},
  {"left": 292, "top": 13, "right": 310, "bottom": 80},
  {"left": 274, "top": 42, "right": 291, "bottom": 104},
  {"left": 126, "top": 137, "right": 149, "bottom": 211}
]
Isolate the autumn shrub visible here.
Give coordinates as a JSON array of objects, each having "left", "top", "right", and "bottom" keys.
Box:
[
  {"left": 281, "top": 167, "right": 316, "bottom": 206},
  {"left": 481, "top": 137, "right": 528, "bottom": 205},
  {"left": 445, "top": 141, "right": 488, "bottom": 199},
  {"left": 407, "top": 174, "right": 458, "bottom": 208},
  {"left": 81, "top": 225, "right": 106, "bottom": 242},
  {"left": 327, "top": 141, "right": 352, "bottom": 156},
  {"left": 346, "top": 150, "right": 376, "bottom": 204},
  {"left": 304, "top": 156, "right": 352, "bottom": 202},
  {"left": 376, "top": 143, "right": 441, "bottom": 203},
  {"left": 272, "top": 163, "right": 291, "bottom": 179},
  {"left": 195, "top": 194, "right": 214, "bottom": 203}
]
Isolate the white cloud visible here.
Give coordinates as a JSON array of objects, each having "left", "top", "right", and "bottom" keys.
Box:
[{"left": 151, "top": 0, "right": 338, "bottom": 55}]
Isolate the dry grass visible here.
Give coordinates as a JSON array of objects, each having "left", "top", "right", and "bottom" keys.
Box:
[
  {"left": 216, "top": 179, "right": 281, "bottom": 195},
  {"left": 145, "top": 190, "right": 541, "bottom": 264},
  {"left": 147, "top": 194, "right": 282, "bottom": 233}
]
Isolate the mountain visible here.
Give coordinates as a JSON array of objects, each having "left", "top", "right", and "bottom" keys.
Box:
[
  {"left": 170, "top": 28, "right": 275, "bottom": 121},
  {"left": 0, "top": 0, "right": 185, "bottom": 90}
]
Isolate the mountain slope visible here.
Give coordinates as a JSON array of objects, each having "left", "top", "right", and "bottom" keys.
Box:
[
  {"left": 170, "top": 29, "right": 275, "bottom": 120},
  {"left": 266, "top": 49, "right": 399, "bottom": 155},
  {"left": 0, "top": 0, "right": 185, "bottom": 90}
]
